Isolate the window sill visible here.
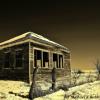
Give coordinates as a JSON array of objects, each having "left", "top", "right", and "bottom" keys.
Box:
[
  {"left": 33, "top": 67, "right": 64, "bottom": 70},
  {"left": 56, "top": 68, "right": 64, "bottom": 69}
]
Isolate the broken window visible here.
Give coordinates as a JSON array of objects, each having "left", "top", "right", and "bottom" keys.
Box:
[
  {"left": 53, "top": 53, "right": 63, "bottom": 68},
  {"left": 43, "top": 51, "right": 49, "bottom": 68},
  {"left": 59, "top": 55, "right": 63, "bottom": 68},
  {"left": 4, "top": 52, "right": 10, "bottom": 68},
  {"left": 34, "top": 50, "right": 42, "bottom": 67},
  {"left": 15, "top": 50, "right": 23, "bottom": 68},
  {"left": 53, "top": 53, "right": 58, "bottom": 68}
]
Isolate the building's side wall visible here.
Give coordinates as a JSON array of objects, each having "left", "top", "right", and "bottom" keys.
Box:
[
  {"left": 0, "top": 43, "right": 29, "bottom": 82},
  {"left": 0, "top": 41, "right": 70, "bottom": 84},
  {"left": 29, "top": 42, "right": 71, "bottom": 84}
]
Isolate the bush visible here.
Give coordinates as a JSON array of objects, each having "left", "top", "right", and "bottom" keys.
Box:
[{"left": 57, "top": 84, "right": 68, "bottom": 91}]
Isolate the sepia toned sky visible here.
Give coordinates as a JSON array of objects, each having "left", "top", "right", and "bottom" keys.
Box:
[{"left": 0, "top": 1, "right": 100, "bottom": 70}]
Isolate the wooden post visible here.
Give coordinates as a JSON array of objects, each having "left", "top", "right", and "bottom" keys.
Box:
[
  {"left": 51, "top": 67, "right": 56, "bottom": 91},
  {"left": 29, "top": 42, "right": 31, "bottom": 83},
  {"left": 29, "top": 67, "right": 38, "bottom": 100}
]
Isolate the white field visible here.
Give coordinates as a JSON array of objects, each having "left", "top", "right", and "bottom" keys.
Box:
[{"left": 0, "top": 73, "right": 100, "bottom": 100}]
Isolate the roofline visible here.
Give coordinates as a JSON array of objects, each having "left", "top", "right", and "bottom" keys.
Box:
[
  {"left": 0, "top": 32, "right": 70, "bottom": 52},
  {"left": 0, "top": 32, "right": 29, "bottom": 46},
  {"left": 0, "top": 39, "right": 70, "bottom": 53},
  {"left": 0, "top": 39, "right": 53, "bottom": 50}
]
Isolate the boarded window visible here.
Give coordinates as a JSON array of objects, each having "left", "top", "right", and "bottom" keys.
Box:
[
  {"left": 43, "top": 52, "right": 49, "bottom": 67},
  {"left": 34, "top": 50, "right": 42, "bottom": 67},
  {"left": 4, "top": 52, "right": 10, "bottom": 68},
  {"left": 15, "top": 50, "right": 23, "bottom": 68}
]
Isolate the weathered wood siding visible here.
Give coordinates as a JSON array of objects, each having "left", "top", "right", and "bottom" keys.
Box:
[
  {"left": 0, "top": 41, "right": 70, "bottom": 83},
  {"left": 0, "top": 43, "right": 29, "bottom": 82},
  {"left": 29, "top": 42, "right": 71, "bottom": 83}
]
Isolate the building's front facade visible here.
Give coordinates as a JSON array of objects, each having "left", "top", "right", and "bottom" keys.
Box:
[{"left": 0, "top": 32, "right": 70, "bottom": 83}]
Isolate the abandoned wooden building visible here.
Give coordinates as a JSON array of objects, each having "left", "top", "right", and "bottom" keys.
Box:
[{"left": 0, "top": 32, "right": 70, "bottom": 83}]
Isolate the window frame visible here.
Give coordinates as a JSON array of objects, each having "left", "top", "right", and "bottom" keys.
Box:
[
  {"left": 33, "top": 47, "right": 50, "bottom": 68},
  {"left": 14, "top": 49, "right": 24, "bottom": 69},
  {"left": 52, "top": 52, "right": 64, "bottom": 69},
  {"left": 3, "top": 51, "right": 11, "bottom": 69},
  {"left": 42, "top": 51, "right": 49, "bottom": 68},
  {"left": 34, "top": 49, "right": 42, "bottom": 68}
]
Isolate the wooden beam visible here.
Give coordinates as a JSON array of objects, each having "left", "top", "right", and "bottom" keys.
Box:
[{"left": 29, "top": 42, "right": 31, "bottom": 83}]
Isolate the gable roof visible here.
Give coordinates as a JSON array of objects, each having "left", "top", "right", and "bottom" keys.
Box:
[{"left": 0, "top": 32, "right": 69, "bottom": 52}]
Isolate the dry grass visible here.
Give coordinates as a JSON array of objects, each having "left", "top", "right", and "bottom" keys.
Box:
[{"left": 0, "top": 72, "right": 100, "bottom": 100}]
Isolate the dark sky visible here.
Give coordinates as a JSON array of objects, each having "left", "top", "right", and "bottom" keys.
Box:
[{"left": 0, "top": 1, "right": 100, "bottom": 70}]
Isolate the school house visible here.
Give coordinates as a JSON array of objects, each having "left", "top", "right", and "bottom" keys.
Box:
[{"left": 0, "top": 32, "right": 71, "bottom": 83}]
